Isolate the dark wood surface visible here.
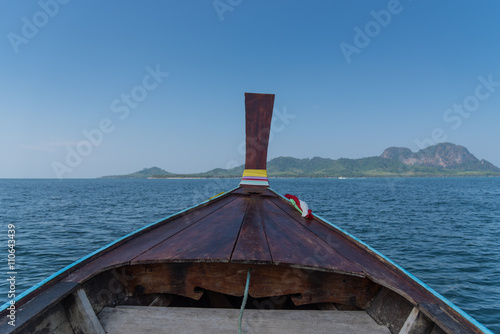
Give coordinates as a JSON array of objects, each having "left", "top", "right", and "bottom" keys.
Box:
[
  {"left": 232, "top": 186, "right": 278, "bottom": 197},
  {"left": 258, "top": 199, "right": 364, "bottom": 275},
  {"left": 132, "top": 197, "right": 249, "bottom": 263},
  {"left": 124, "top": 263, "right": 379, "bottom": 309},
  {"left": 244, "top": 93, "right": 275, "bottom": 170},
  {"left": 85, "top": 190, "right": 365, "bottom": 277},
  {"left": 58, "top": 188, "right": 373, "bottom": 280},
  {"left": 231, "top": 196, "right": 273, "bottom": 262}
]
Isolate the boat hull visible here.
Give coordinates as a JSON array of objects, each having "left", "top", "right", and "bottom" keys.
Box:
[{"left": 0, "top": 187, "right": 492, "bottom": 334}]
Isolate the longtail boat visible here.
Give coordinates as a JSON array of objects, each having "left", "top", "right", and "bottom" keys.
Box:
[{"left": 0, "top": 93, "right": 492, "bottom": 333}]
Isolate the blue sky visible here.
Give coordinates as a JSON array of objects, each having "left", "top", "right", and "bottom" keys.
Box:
[{"left": 1, "top": 0, "right": 499, "bottom": 178}]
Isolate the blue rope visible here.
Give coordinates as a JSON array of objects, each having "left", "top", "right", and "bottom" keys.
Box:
[{"left": 238, "top": 268, "right": 252, "bottom": 334}]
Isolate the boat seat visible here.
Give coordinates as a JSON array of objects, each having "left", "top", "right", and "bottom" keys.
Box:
[{"left": 98, "top": 305, "right": 391, "bottom": 334}]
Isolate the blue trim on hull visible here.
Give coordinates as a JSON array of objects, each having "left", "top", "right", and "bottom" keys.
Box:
[{"left": 0, "top": 187, "right": 237, "bottom": 311}]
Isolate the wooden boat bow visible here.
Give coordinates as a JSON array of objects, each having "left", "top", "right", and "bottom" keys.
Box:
[{"left": 0, "top": 93, "right": 492, "bottom": 334}]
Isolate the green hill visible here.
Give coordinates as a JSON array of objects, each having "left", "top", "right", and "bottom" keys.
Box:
[
  {"left": 100, "top": 143, "right": 500, "bottom": 179},
  {"left": 100, "top": 167, "right": 174, "bottom": 179}
]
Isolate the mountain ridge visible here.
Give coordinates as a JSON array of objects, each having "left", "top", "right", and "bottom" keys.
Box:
[{"left": 100, "top": 143, "right": 500, "bottom": 179}]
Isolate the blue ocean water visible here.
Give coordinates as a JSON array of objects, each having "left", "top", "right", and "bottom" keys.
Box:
[{"left": 0, "top": 178, "right": 498, "bottom": 332}]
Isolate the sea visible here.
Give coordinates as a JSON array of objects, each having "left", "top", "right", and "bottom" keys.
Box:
[{"left": 0, "top": 177, "right": 498, "bottom": 332}]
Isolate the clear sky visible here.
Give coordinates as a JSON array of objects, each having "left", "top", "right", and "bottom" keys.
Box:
[{"left": 1, "top": 0, "right": 499, "bottom": 178}]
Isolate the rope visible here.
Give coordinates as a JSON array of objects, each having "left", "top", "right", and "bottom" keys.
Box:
[
  {"left": 208, "top": 191, "right": 225, "bottom": 200},
  {"left": 238, "top": 268, "right": 252, "bottom": 334}
]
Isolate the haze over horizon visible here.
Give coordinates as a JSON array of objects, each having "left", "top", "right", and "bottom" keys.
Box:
[{"left": 1, "top": 1, "right": 500, "bottom": 178}]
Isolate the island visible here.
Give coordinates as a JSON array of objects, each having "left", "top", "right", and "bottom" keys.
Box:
[{"left": 100, "top": 143, "right": 500, "bottom": 179}]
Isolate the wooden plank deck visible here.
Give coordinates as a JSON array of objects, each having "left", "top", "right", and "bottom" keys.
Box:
[
  {"left": 132, "top": 196, "right": 250, "bottom": 263},
  {"left": 231, "top": 197, "right": 273, "bottom": 262},
  {"left": 258, "top": 199, "right": 363, "bottom": 275},
  {"left": 98, "top": 306, "right": 391, "bottom": 334}
]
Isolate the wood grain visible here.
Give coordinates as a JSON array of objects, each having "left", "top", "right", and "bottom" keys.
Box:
[
  {"left": 98, "top": 306, "right": 391, "bottom": 334},
  {"left": 231, "top": 196, "right": 273, "bottom": 263},
  {"left": 123, "top": 263, "right": 377, "bottom": 308},
  {"left": 259, "top": 199, "right": 364, "bottom": 275},
  {"left": 244, "top": 93, "right": 275, "bottom": 171},
  {"left": 131, "top": 197, "right": 249, "bottom": 264}
]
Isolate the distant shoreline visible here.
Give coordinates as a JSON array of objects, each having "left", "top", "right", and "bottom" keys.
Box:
[
  {"left": 127, "top": 175, "right": 500, "bottom": 180},
  {"left": 1, "top": 176, "right": 499, "bottom": 180},
  {"left": 147, "top": 177, "right": 240, "bottom": 180},
  {"left": 99, "top": 143, "right": 500, "bottom": 180}
]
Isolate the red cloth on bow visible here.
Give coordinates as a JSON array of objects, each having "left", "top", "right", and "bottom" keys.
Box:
[{"left": 285, "top": 194, "right": 313, "bottom": 219}]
